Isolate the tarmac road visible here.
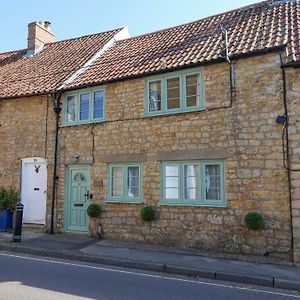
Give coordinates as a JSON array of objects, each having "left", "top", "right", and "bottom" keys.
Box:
[{"left": 0, "top": 252, "right": 299, "bottom": 300}]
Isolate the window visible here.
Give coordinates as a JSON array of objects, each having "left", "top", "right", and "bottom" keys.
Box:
[
  {"left": 63, "top": 86, "right": 105, "bottom": 125},
  {"left": 161, "top": 161, "right": 225, "bottom": 207},
  {"left": 108, "top": 164, "right": 142, "bottom": 203},
  {"left": 145, "top": 67, "right": 204, "bottom": 116}
]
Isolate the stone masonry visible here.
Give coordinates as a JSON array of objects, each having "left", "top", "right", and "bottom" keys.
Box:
[
  {"left": 57, "top": 53, "right": 294, "bottom": 261},
  {"left": 0, "top": 52, "right": 299, "bottom": 262}
]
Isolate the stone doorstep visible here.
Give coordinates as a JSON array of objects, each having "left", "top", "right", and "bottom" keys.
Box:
[
  {"left": 0, "top": 242, "right": 300, "bottom": 292},
  {"left": 22, "top": 223, "right": 46, "bottom": 232}
]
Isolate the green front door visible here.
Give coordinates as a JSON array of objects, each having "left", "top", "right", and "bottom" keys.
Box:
[{"left": 65, "top": 165, "right": 90, "bottom": 232}]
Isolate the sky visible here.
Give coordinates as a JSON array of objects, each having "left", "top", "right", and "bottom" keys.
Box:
[{"left": 0, "top": 0, "right": 257, "bottom": 53}]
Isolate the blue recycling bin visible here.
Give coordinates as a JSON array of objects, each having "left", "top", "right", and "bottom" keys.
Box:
[{"left": 0, "top": 209, "right": 13, "bottom": 231}]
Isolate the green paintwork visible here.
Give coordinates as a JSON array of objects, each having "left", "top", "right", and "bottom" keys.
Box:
[
  {"left": 62, "top": 85, "right": 105, "bottom": 126},
  {"left": 160, "top": 160, "right": 226, "bottom": 207},
  {"left": 64, "top": 165, "right": 91, "bottom": 232},
  {"left": 107, "top": 163, "right": 143, "bottom": 204},
  {"left": 144, "top": 67, "right": 205, "bottom": 117}
]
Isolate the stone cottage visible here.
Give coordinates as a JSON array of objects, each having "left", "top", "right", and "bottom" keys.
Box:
[{"left": 0, "top": 0, "right": 300, "bottom": 264}]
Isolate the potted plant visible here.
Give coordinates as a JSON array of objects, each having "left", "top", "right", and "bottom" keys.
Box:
[{"left": 0, "top": 188, "right": 19, "bottom": 231}]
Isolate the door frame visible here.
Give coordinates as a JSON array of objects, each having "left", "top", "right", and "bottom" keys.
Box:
[
  {"left": 64, "top": 164, "right": 91, "bottom": 232},
  {"left": 20, "top": 157, "right": 47, "bottom": 224}
]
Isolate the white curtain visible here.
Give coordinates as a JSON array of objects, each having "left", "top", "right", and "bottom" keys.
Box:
[
  {"left": 185, "top": 165, "right": 197, "bottom": 199},
  {"left": 128, "top": 167, "right": 139, "bottom": 198}
]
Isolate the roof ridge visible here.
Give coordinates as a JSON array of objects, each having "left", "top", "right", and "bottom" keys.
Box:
[
  {"left": 0, "top": 48, "right": 26, "bottom": 56},
  {"left": 113, "top": 0, "right": 268, "bottom": 43},
  {"left": 43, "top": 27, "right": 124, "bottom": 47},
  {"left": 0, "top": 27, "right": 124, "bottom": 55}
]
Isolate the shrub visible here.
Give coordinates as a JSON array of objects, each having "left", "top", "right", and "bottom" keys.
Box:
[
  {"left": 140, "top": 206, "right": 156, "bottom": 222},
  {"left": 245, "top": 212, "right": 264, "bottom": 230},
  {"left": 0, "top": 188, "right": 19, "bottom": 212},
  {"left": 87, "top": 204, "right": 103, "bottom": 218}
]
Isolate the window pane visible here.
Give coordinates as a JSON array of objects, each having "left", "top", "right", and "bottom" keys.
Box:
[
  {"left": 165, "top": 165, "right": 179, "bottom": 199},
  {"left": 167, "top": 77, "right": 180, "bottom": 89},
  {"left": 94, "top": 109, "right": 104, "bottom": 119},
  {"left": 167, "top": 99, "right": 180, "bottom": 109},
  {"left": 149, "top": 81, "right": 161, "bottom": 111},
  {"left": 94, "top": 91, "right": 104, "bottom": 119},
  {"left": 166, "top": 188, "right": 179, "bottom": 199},
  {"left": 186, "top": 75, "right": 198, "bottom": 85},
  {"left": 186, "top": 96, "right": 198, "bottom": 107},
  {"left": 127, "top": 166, "right": 139, "bottom": 198},
  {"left": 94, "top": 90, "right": 104, "bottom": 101},
  {"left": 111, "top": 166, "right": 123, "bottom": 197},
  {"left": 165, "top": 165, "right": 179, "bottom": 176},
  {"left": 186, "top": 74, "right": 200, "bottom": 107},
  {"left": 167, "top": 77, "right": 180, "bottom": 110},
  {"left": 186, "top": 85, "right": 197, "bottom": 96},
  {"left": 166, "top": 177, "right": 179, "bottom": 188},
  {"left": 66, "top": 96, "right": 76, "bottom": 122},
  {"left": 205, "top": 164, "right": 221, "bottom": 200},
  {"left": 80, "top": 93, "right": 89, "bottom": 120},
  {"left": 94, "top": 99, "right": 103, "bottom": 110},
  {"left": 184, "top": 165, "right": 200, "bottom": 200}
]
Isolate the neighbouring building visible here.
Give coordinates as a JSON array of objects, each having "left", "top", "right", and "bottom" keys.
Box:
[{"left": 0, "top": 1, "right": 300, "bottom": 264}]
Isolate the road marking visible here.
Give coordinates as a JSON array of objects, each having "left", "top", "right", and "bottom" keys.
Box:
[{"left": 0, "top": 252, "right": 299, "bottom": 298}]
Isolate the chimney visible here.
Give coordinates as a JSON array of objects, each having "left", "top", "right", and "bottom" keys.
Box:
[{"left": 27, "top": 21, "right": 55, "bottom": 56}]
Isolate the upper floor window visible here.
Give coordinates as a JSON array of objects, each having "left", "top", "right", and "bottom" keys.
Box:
[
  {"left": 145, "top": 67, "right": 204, "bottom": 116},
  {"left": 64, "top": 86, "right": 105, "bottom": 125}
]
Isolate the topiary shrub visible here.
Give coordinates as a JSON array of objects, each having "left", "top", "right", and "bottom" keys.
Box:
[
  {"left": 87, "top": 204, "right": 102, "bottom": 218},
  {"left": 245, "top": 212, "right": 264, "bottom": 230},
  {"left": 140, "top": 206, "right": 156, "bottom": 222}
]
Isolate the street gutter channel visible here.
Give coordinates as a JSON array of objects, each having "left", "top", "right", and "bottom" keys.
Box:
[{"left": 0, "top": 243, "right": 299, "bottom": 292}]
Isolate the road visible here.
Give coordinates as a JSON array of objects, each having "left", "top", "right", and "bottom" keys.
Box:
[{"left": 0, "top": 252, "right": 299, "bottom": 300}]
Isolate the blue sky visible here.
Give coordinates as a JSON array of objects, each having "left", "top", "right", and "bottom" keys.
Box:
[{"left": 0, "top": 0, "right": 256, "bottom": 53}]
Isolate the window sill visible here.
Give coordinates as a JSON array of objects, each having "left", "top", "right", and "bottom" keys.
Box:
[
  {"left": 106, "top": 199, "right": 143, "bottom": 204},
  {"left": 61, "top": 119, "right": 105, "bottom": 127},
  {"left": 159, "top": 200, "right": 227, "bottom": 208},
  {"left": 145, "top": 106, "right": 205, "bottom": 118}
]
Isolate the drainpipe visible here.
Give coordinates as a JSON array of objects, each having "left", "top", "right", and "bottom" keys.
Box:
[
  {"left": 221, "top": 27, "right": 235, "bottom": 106},
  {"left": 280, "top": 54, "right": 294, "bottom": 263},
  {"left": 50, "top": 92, "right": 62, "bottom": 234}
]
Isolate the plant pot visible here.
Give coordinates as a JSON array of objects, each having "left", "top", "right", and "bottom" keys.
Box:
[{"left": 0, "top": 209, "right": 13, "bottom": 232}]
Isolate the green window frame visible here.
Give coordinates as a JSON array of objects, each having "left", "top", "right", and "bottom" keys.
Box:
[
  {"left": 161, "top": 160, "right": 226, "bottom": 207},
  {"left": 145, "top": 67, "right": 205, "bottom": 116},
  {"left": 107, "top": 163, "right": 142, "bottom": 203},
  {"left": 63, "top": 86, "right": 105, "bottom": 126}
]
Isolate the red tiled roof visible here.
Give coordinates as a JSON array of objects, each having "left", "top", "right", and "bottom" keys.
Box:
[
  {"left": 1, "top": 1, "right": 299, "bottom": 98},
  {"left": 0, "top": 28, "right": 122, "bottom": 98},
  {"left": 64, "top": 0, "right": 300, "bottom": 90}
]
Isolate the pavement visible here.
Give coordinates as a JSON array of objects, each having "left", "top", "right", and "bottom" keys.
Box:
[{"left": 0, "top": 231, "right": 300, "bottom": 292}]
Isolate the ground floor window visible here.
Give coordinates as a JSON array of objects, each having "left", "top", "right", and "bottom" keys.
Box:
[
  {"left": 161, "top": 160, "right": 226, "bottom": 207},
  {"left": 107, "top": 163, "right": 142, "bottom": 203}
]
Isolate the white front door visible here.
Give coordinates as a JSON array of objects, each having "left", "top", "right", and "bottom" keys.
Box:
[{"left": 21, "top": 157, "right": 47, "bottom": 224}]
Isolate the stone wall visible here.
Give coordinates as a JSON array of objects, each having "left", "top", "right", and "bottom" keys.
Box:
[
  {"left": 0, "top": 95, "right": 56, "bottom": 227},
  {"left": 57, "top": 53, "right": 292, "bottom": 259}
]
